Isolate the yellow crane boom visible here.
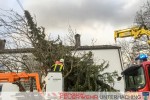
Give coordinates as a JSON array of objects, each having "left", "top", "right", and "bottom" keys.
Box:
[{"left": 114, "top": 25, "right": 150, "bottom": 44}]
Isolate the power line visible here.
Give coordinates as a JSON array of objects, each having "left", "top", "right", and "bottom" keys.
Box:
[{"left": 16, "top": 0, "right": 24, "bottom": 11}]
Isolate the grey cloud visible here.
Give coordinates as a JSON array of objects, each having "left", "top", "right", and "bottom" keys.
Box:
[{"left": 24, "top": 0, "right": 141, "bottom": 30}]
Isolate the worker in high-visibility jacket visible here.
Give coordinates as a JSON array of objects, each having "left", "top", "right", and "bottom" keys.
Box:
[{"left": 51, "top": 59, "right": 64, "bottom": 72}]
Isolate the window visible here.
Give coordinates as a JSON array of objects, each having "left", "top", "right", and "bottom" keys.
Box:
[
  {"left": 125, "top": 66, "right": 145, "bottom": 91},
  {"left": 0, "top": 84, "right": 2, "bottom": 92},
  {"left": 148, "top": 66, "right": 150, "bottom": 78}
]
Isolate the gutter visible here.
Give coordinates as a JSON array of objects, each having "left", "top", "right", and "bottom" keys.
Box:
[{"left": 118, "top": 48, "right": 124, "bottom": 71}]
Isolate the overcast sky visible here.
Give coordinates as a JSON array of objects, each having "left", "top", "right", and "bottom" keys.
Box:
[{"left": 0, "top": 0, "right": 147, "bottom": 45}]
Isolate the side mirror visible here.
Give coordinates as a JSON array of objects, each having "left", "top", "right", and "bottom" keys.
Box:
[{"left": 117, "top": 76, "right": 122, "bottom": 81}]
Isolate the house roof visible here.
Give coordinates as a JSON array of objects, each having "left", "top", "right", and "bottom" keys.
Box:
[
  {"left": 0, "top": 45, "right": 120, "bottom": 54},
  {"left": 0, "top": 48, "right": 35, "bottom": 54},
  {"left": 75, "top": 45, "right": 120, "bottom": 50}
]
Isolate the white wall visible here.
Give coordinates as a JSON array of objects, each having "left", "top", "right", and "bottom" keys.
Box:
[
  {"left": 74, "top": 49, "right": 124, "bottom": 91},
  {"left": 0, "top": 48, "right": 125, "bottom": 91}
]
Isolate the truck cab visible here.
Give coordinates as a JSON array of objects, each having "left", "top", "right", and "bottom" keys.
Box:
[{"left": 122, "top": 61, "right": 150, "bottom": 92}]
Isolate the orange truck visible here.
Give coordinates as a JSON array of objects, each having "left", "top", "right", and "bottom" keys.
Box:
[
  {"left": 0, "top": 72, "right": 42, "bottom": 92},
  {"left": 0, "top": 72, "right": 63, "bottom": 92}
]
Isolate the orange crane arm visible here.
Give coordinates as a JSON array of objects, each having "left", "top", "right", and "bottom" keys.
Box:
[
  {"left": 27, "top": 73, "right": 42, "bottom": 92},
  {"left": 0, "top": 72, "right": 42, "bottom": 92}
]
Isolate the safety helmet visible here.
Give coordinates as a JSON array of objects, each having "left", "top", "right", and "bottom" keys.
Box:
[
  {"left": 139, "top": 54, "right": 148, "bottom": 60},
  {"left": 60, "top": 59, "right": 64, "bottom": 63}
]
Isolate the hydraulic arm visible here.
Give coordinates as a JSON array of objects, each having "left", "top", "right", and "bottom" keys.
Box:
[{"left": 114, "top": 25, "right": 150, "bottom": 44}]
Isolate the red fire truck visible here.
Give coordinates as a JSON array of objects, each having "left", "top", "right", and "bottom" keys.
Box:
[
  {"left": 115, "top": 25, "right": 150, "bottom": 92},
  {"left": 120, "top": 61, "right": 150, "bottom": 91}
]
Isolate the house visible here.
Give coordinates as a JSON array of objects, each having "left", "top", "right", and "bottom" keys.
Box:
[
  {"left": 0, "top": 35, "right": 124, "bottom": 91},
  {"left": 72, "top": 34, "right": 124, "bottom": 91}
]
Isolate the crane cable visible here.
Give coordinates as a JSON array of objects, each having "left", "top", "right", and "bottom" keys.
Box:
[{"left": 16, "top": 0, "right": 24, "bottom": 11}]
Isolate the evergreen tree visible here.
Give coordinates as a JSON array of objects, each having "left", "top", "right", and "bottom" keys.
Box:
[{"left": 24, "top": 10, "right": 118, "bottom": 91}]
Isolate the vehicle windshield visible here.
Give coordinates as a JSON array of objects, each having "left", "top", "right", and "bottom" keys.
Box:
[
  {"left": 0, "top": 85, "right": 2, "bottom": 92},
  {"left": 124, "top": 66, "right": 145, "bottom": 91}
]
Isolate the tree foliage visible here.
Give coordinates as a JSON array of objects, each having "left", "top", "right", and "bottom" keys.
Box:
[
  {"left": 24, "top": 10, "right": 118, "bottom": 91},
  {"left": 135, "top": 1, "right": 150, "bottom": 28},
  {"left": 0, "top": 9, "right": 118, "bottom": 91},
  {"left": 64, "top": 51, "right": 118, "bottom": 91},
  {"left": 116, "top": 1, "right": 150, "bottom": 68}
]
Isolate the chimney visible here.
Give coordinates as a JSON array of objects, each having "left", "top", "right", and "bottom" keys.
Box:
[
  {"left": 75, "top": 34, "right": 81, "bottom": 47},
  {"left": 0, "top": 39, "right": 6, "bottom": 50}
]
